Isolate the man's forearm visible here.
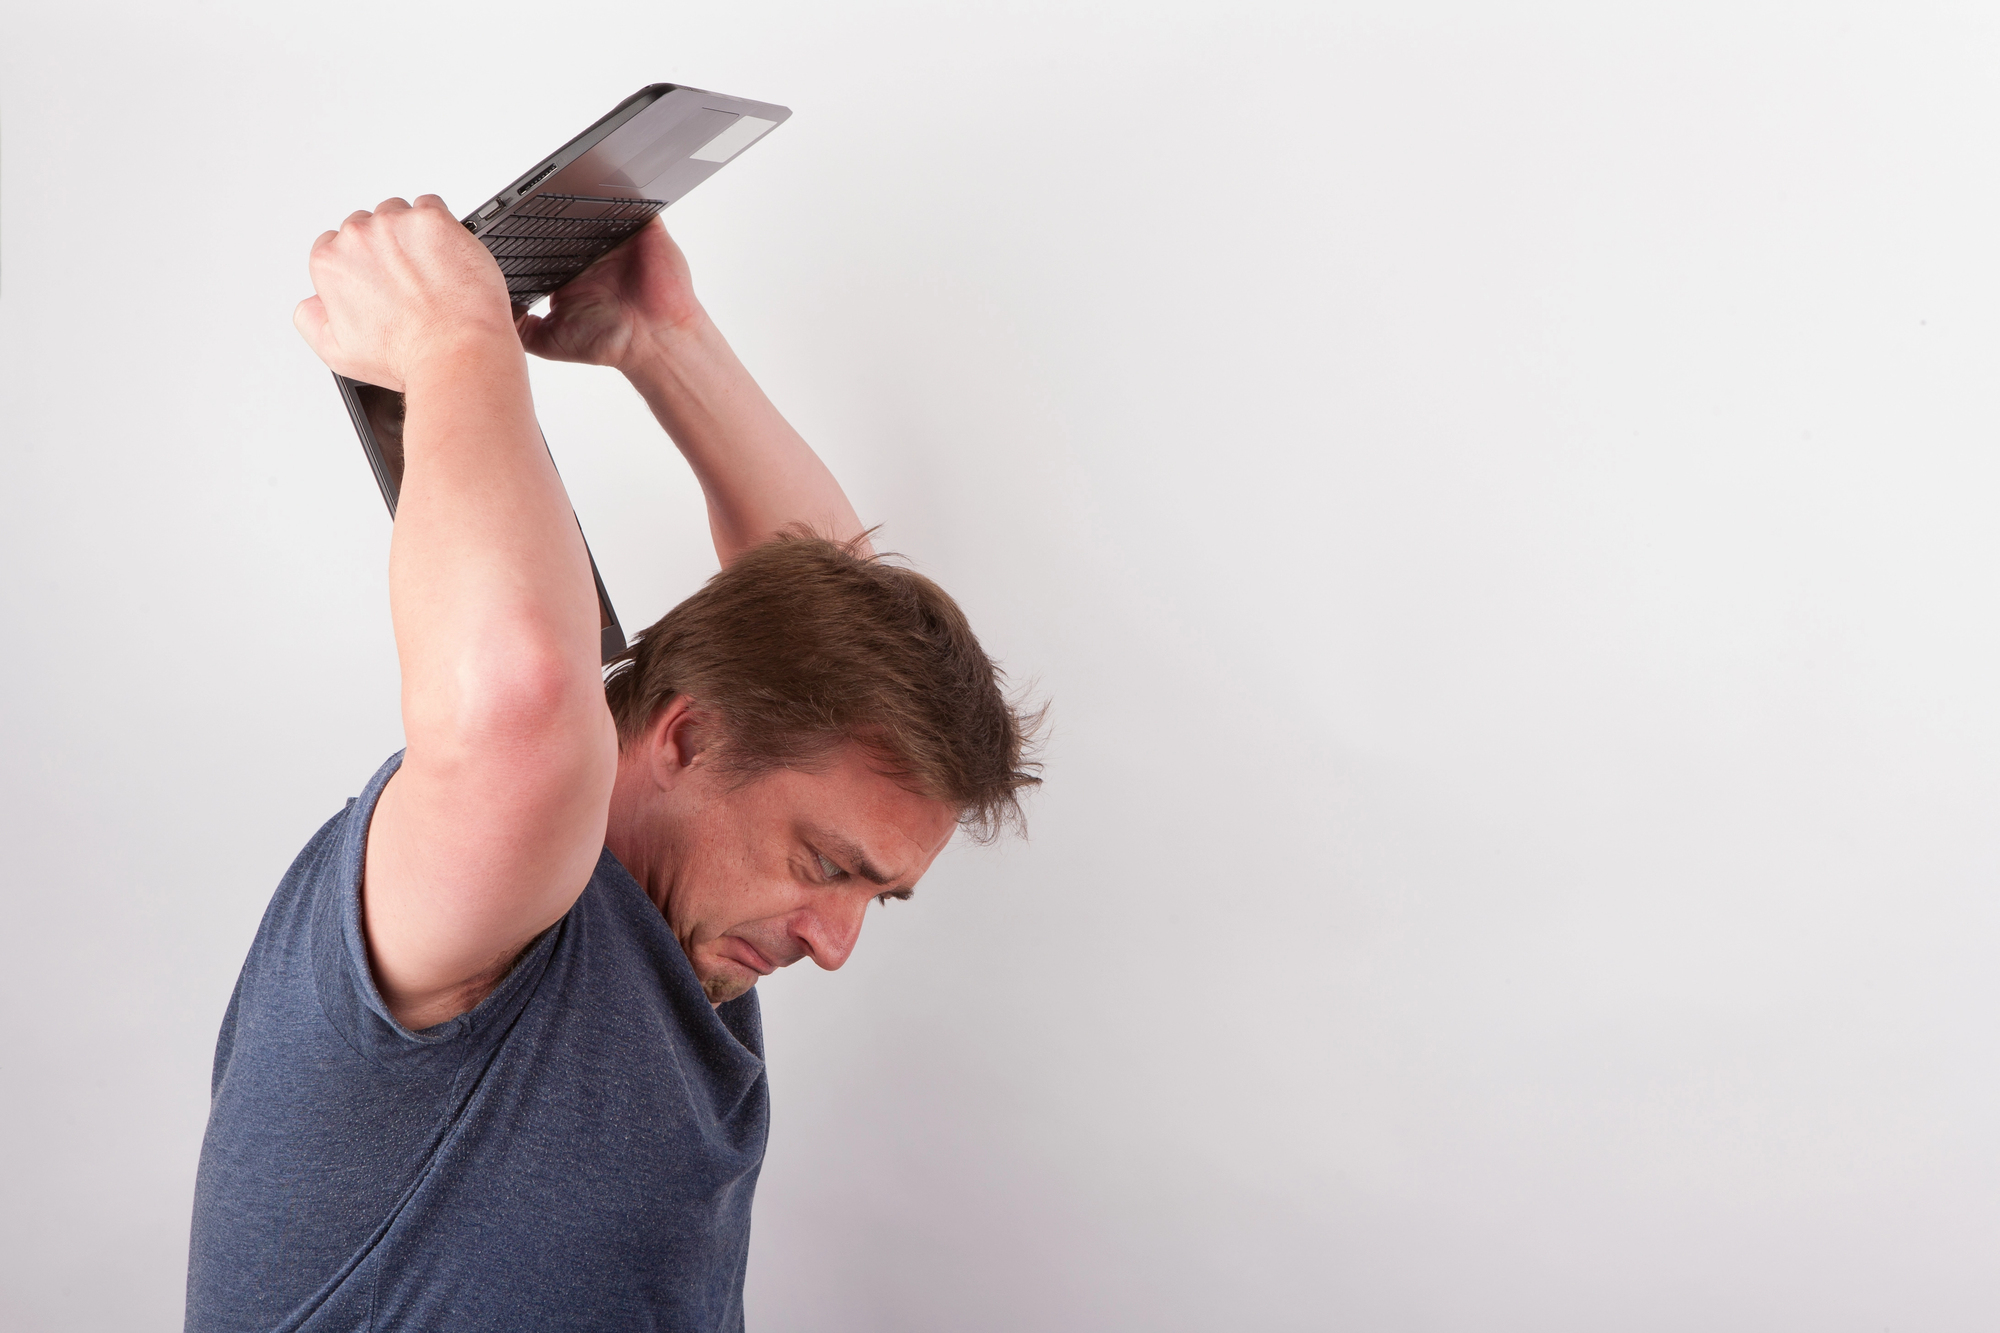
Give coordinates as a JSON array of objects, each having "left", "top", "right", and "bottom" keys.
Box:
[
  {"left": 620, "top": 314, "right": 868, "bottom": 564},
  {"left": 394, "top": 333, "right": 605, "bottom": 738}
]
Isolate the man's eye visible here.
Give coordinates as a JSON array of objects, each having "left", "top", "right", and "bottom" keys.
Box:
[{"left": 816, "top": 852, "right": 846, "bottom": 881}]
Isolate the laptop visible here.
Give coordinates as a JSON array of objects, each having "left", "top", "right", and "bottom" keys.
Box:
[{"left": 334, "top": 84, "right": 792, "bottom": 663}]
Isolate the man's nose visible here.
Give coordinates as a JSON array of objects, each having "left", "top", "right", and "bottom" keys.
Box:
[{"left": 793, "top": 894, "right": 868, "bottom": 971}]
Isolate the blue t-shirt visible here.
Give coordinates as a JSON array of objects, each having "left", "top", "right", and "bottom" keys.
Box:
[{"left": 186, "top": 753, "right": 769, "bottom": 1332}]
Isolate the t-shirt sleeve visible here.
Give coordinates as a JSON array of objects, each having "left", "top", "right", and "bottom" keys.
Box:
[{"left": 309, "top": 750, "right": 560, "bottom": 1071}]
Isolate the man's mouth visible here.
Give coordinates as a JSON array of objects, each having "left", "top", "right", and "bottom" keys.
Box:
[{"left": 725, "top": 938, "right": 777, "bottom": 976}]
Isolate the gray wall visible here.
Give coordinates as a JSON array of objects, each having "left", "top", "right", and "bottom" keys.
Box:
[{"left": 5, "top": 2, "right": 1999, "bottom": 1328}]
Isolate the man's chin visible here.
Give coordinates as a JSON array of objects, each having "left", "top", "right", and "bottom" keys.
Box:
[{"left": 700, "top": 968, "right": 758, "bottom": 1006}]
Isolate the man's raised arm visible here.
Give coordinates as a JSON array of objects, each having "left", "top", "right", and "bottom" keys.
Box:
[
  {"left": 517, "top": 220, "right": 868, "bottom": 563},
  {"left": 294, "top": 196, "right": 618, "bottom": 1030}
]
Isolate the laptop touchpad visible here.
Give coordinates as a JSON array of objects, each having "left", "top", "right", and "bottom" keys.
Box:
[{"left": 598, "top": 107, "right": 739, "bottom": 192}]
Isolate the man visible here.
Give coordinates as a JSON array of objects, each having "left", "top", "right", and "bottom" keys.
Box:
[{"left": 185, "top": 195, "right": 1039, "bottom": 1331}]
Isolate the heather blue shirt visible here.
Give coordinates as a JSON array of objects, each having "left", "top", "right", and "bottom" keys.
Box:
[{"left": 187, "top": 752, "right": 769, "bottom": 1332}]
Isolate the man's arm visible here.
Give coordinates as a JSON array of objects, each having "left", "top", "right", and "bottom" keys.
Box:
[
  {"left": 518, "top": 220, "right": 868, "bottom": 563},
  {"left": 295, "top": 196, "right": 617, "bottom": 1030}
]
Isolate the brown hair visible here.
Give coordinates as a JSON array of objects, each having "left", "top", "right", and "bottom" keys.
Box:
[{"left": 603, "top": 530, "right": 1042, "bottom": 841}]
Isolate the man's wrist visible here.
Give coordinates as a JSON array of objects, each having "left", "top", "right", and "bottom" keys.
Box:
[
  {"left": 403, "top": 321, "right": 529, "bottom": 396},
  {"left": 617, "top": 308, "right": 717, "bottom": 386}
]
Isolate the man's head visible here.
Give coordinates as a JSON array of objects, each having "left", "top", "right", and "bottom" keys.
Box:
[{"left": 601, "top": 531, "right": 1042, "bottom": 1003}]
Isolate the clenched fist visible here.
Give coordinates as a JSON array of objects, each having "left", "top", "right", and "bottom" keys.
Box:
[{"left": 293, "top": 195, "right": 516, "bottom": 392}]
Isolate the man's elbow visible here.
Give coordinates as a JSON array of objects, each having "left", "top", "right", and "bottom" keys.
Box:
[{"left": 403, "top": 639, "right": 616, "bottom": 785}]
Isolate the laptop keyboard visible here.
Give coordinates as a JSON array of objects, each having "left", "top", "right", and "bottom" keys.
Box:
[{"left": 479, "top": 194, "right": 667, "bottom": 308}]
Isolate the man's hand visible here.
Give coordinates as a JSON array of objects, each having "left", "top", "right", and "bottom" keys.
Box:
[
  {"left": 517, "top": 219, "right": 705, "bottom": 374},
  {"left": 293, "top": 195, "right": 516, "bottom": 391}
]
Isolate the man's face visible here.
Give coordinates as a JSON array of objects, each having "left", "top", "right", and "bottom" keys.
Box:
[{"left": 606, "top": 700, "right": 959, "bottom": 1005}]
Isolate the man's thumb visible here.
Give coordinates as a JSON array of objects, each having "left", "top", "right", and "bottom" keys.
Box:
[
  {"left": 293, "top": 296, "right": 333, "bottom": 362},
  {"left": 515, "top": 310, "right": 548, "bottom": 356}
]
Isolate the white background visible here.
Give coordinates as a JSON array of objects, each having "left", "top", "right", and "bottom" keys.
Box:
[{"left": 4, "top": 2, "right": 1999, "bottom": 1329}]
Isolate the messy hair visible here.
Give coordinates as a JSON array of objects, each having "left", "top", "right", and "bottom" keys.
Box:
[{"left": 603, "top": 530, "right": 1042, "bottom": 841}]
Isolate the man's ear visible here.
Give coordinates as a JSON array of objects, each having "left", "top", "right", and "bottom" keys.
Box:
[{"left": 645, "top": 696, "right": 710, "bottom": 788}]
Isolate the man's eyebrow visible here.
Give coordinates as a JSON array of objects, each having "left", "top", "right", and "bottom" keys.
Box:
[{"left": 808, "top": 829, "right": 902, "bottom": 889}]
